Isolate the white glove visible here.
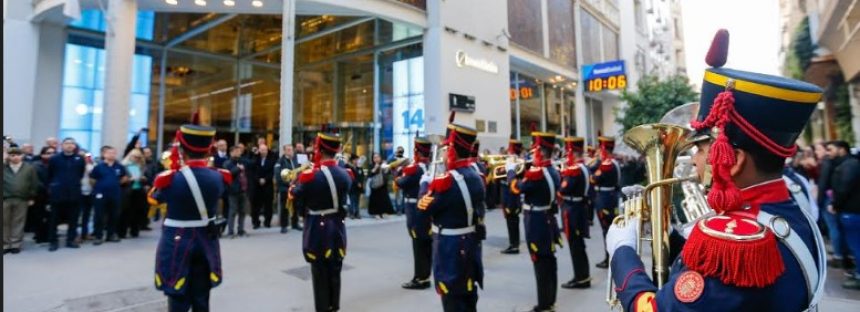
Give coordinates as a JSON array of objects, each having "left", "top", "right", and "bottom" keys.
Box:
[
  {"left": 420, "top": 173, "right": 433, "bottom": 185},
  {"left": 606, "top": 217, "right": 640, "bottom": 259},
  {"left": 505, "top": 162, "right": 517, "bottom": 172}
]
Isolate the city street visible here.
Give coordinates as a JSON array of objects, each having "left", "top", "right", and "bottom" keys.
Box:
[{"left": 4, "top": 208, "right": 860, "bottom": 312}]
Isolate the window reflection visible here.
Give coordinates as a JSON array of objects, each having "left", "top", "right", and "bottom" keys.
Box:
[
  {"left": 548, "top": 0, "right": 576, "bottom": 67},
  {"left": 508, "top": 0, "right": 544, "bottom": 54}
]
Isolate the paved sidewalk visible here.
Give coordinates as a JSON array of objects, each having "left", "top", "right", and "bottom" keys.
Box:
[{"left": 4, "top": 210, "right": 859, "bottom": 312}]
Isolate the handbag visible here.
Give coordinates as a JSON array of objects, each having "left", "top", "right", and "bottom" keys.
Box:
[{"left": 370, "top": 172, "right": 384, "bottom": 189}]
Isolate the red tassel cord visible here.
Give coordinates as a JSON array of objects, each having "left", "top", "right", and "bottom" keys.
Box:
[{"left": 691, "top": 90, "right": 741, "bottom": 214}]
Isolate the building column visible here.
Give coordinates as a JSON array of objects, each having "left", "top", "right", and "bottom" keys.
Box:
[
  {"left": 30, "top": 23, "right": 66, "bottom": 146},
  {"left": 279, "top": 0, "right": 296, "bottom": 145},
  {"left": 573, "top": 0, "right": 589, "bottom": 142},
  {"left": 101, "top": 0, "right": 137, "bottom": 150},
  {"left": 850, "top": 81, "right": 860, "bottom": 143},
  {"left": 3, "top": 1, "right": 40, "bottom": 144}
]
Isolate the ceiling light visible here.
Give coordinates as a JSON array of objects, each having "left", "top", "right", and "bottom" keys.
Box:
[
  {"left": 223, "top": 0, "right": 235, "bottom": 6},
  {"left": 195, "top": 0, "right": 206, "bottom": 6},
  {"left": 165, "top": 0, "right": 178, "bottom": 5},
  {"left": 252, "top": 0, "right": 263, "bottom": 7}
]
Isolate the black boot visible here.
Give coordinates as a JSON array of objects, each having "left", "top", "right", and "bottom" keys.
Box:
[
  {"left": 401, "top": 279, "right": 431, "bottom": 290},
  {"left": 501, "top": 246, "right": 520, "bottom": 254},
  {"left": 561, "top": 277, "right": 592, "bottom": 289},
  {"left": 595, "top": 259, "right": 608, "bottom": 269}
]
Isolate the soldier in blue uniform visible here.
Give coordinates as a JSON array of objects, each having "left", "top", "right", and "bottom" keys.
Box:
[
  {"left": 607, "top": 29, "right": 826, "bottom": 312},
  {"left": 592, "top": 136, "right": 621, "bottom": 269},
  {"left": 397, "top": 136, "right": 434, "bottom": 290},
  {"left": 559, "top": 136, "right": 592, "bottom": 289},
  {"left": 417, "top": 119, "right": 485, "bottom": 312},
  {"left": 501, "top": 139, "right": 525, "bottom": 254},
  {"left": 508, "top": 131, "right": 563, "bottom": 312},
  {"left": 290, "top": 132, "right": 353, "bottom": 312},
  {"left": 150, "top": 125, "right": 232, "bottom": 312}
]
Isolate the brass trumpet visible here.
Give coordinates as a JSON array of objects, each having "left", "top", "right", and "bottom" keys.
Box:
[
  {"left": 382, "top": 157, "right": 410, "bottom": 170},
  {"left": 280, "top": 163, "right": 312, "bottom": 182},
  {"left": 481, "top": 154, "right": 525, "bottom": 181}
]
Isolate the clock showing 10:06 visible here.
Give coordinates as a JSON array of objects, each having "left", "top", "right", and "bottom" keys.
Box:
[{"left": 586, "top": 74, "right": 627, "bottom": 92}]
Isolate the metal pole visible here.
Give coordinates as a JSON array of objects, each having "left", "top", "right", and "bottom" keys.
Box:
[
  {"left": 540, "top": 82, "right": 547, "bottom": 131},
  {"left": 514, "top": 72, "right": 521, "bottom": 139},
  {"left": 373, "top": 51, "right": 381, "bottom": 154},
  {"left": 156, "top": 48, "right": 167, "bottom": 156}
]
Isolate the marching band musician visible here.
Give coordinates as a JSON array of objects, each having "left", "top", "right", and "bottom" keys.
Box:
[
  {"left": 558, "top": 136, "right": 592, "bottom": 289},
  {"left": 508, "top": 131, "right": 563, "bottom": 312},
  {"left": 396, "top": 135, "right": 434, "bottom": 290},
  {"left": 150, "top": 124, "right": 231, "bottom": 311},
  {"left": 607, "top": 29, "right": 826, "bottom": 311},
  {"left": 592, "top": 136, "right": 621, "bottom": 269},
  {"left": 290, "top": 131, "right": 354, "bottom": 312},
  {"left": 501, "top": 139, "right": 525, "bottom": 254},
  {"left": 417, "top": 116, "right": 486, "bottom": 312}
]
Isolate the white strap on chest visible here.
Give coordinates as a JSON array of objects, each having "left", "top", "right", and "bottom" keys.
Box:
[
  {"left": 320, "top": 166, "right": 340, "bottom": 210},
  {"left": 179, "top": 166, "right": 209, "bottom": 222},
  {"left": 756, "top": 210, "right": 824, "bottom": 310},
  {"left": 449, "top": 170, "right": 473, "bottom": 227},
  {"left": 541, "top": 167, "right": 556, "bottom": 205},
  {"left": 578, "top": 163, "right": 591, "bottom": 195}
]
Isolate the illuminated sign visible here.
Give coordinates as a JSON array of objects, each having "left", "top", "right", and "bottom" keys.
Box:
[
  {"left": 582, "top": 60, "right": 627, "bottom": 93},
  {"left": 455, "top": 50, "right": 499, "bottom": 74},
  {"left": 510, "top": 86, "right": 535, "bottom": 100}
]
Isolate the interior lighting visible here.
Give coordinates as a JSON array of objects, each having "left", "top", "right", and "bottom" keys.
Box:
[
  {"left": 223, "top": 0, "right": 235, "bottom": 6},
  {"left": 195, "top": 0, "right": 207, "bottom": 6},
  {"left": 252, "top": 0, "right": 263, "bottom": 7},
  {"left": 166, "top": 0, "right": 178, "bottom": 5}
]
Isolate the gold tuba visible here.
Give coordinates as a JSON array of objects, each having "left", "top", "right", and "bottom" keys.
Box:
[{"left": 606, "top": 102, "right": 712, "bottom": 310}]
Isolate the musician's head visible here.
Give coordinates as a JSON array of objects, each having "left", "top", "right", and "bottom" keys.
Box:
[
  {"left": 530, "top": 132, "right": 556, "bottom": 163},
  {"left": 314, "top": 132, "right": 341, "bottom": 160},
  {"left": 414, "top": 136, "right": 432, "bottom": 161},
  {"left": 445, "top": 123, "right": 478, "bottom": 161},
  {"left": 176, "top": 124, "right": 215, "bottom": 160}
]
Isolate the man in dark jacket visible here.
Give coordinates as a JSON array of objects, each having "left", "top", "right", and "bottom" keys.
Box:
[
  {"left": 4, "top": 145, "right": 40, "bottom": 254},
  {"left": 46, "top": 138, "right": 86, "bottom": 251},
  {"left": 346, "top": 154, "right": 365, "bottom": 219},
  {"left": 274, "top": 144, "right": 298, "bottom": 233},
  {"left": 223, "top": 146, "right": 249, "bottom": 237},
  {"left": 250, "top": 144, "right": 276, "bottom": 228},
  {"left": 827, "top": 141, "right": 860, "bottom": 290}
]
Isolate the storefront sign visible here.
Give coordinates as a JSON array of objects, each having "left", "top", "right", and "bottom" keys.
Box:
[
  {"left": 582, "top": 60, "right": 627, "bottom": 93},
  {"left": 392, "top": 57, "right": 425, "bottom": 157},
  {"left": 510, "top": 86, "right": 535, "bottom": 100},
  {"left": 449, "top": 93, "right": 476, "bottom": 113},
  {"left": 455, "top": 50, "right": 499, "bottom": 74}
]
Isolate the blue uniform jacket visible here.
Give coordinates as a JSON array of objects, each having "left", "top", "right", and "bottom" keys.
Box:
[
  {"left": 90, "top": 161, "right": 127, "bottom": 200},
  {"left": 611, "top": 197, "right": 820, "bottom": 311},
  {"left": 290, "top": 160, "right": 352, "bottom": 263},
  {"left": 396, "top": 162, "right": 432, "bottom": 240},
  {"left": 47, "top": 152, "right": 86, "bottom": 202},
  {"left": 510, "top": 164, "right": 562, "bottom": 257},
  {"left": 420, "top": 165, "right": 485, "bottom": 296},
  {"left": 151, "top": 165, "right": 229, "bottom": 295},
  {"left": 559, "top": 162, "right": 590, "bottom": 239}
]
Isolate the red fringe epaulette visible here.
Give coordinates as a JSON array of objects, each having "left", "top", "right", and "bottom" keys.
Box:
[
  {"left": 429, "top": 173, "right": 453, "bottom": 193},
  {"left": 561, "top": 166, "right": 581, "bottom": 177},
  {"left": 681, "top": 215, "right": 784, "bottom": 288},
  {"left": 298, "top": 168, "right": 317, "bottom": 184},
  {"left": 217, "top": 168, "right": 233, "bottom": 185},
  {"left": 402, "top": 163, "right": 419, "bottom": 176},
  {"left": 525, "top": 167, "right": 544, "bottom": 181},
  {"left": 153, "top": 170, "right": 176, "bottom": 189}
]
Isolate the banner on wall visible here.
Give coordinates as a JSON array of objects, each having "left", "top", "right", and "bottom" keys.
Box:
[
  {"left": 235, "top": 94, "right": 253, "bottom": 133},
  {"left": 392, "top": 56, "right": 425, "bottom": 157}
]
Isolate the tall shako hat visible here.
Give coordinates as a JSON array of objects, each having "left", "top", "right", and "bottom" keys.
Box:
[
  {"left": 597, "top": 131, "right": 615, "bottom": 160},
  {"left": 168, "top": 110, "right": 215, "bottom": 170},
  {"left": 314, "top": 124, "right": 342, "bottom": 162},
  {"left": 444, "top": 111, "right": 478, "bottom": 159},
  {"left": 414, "top": 130, "right": 432, "bottom": 157},
  {"left": 471, "top": 140, "right": 481, "bottom": 158},
  {"left": 680, "top": 29, "right": 822, "bottom": 290},
  {"left": 564, "top": 129, "right": 585, "bottom": 165},
  {"left": 692, "top": 29, "right": 823, "bottom": 215},
  {"left": 529, "top": 123, "right": 556, "bottom": 165},
  {"left": 508, "top": 138, "right": 523, "bottom": 155}
]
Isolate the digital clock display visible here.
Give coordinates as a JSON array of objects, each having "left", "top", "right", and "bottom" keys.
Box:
[{"left": 586, "top": 74, "right": 627, "bottom": 92}]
